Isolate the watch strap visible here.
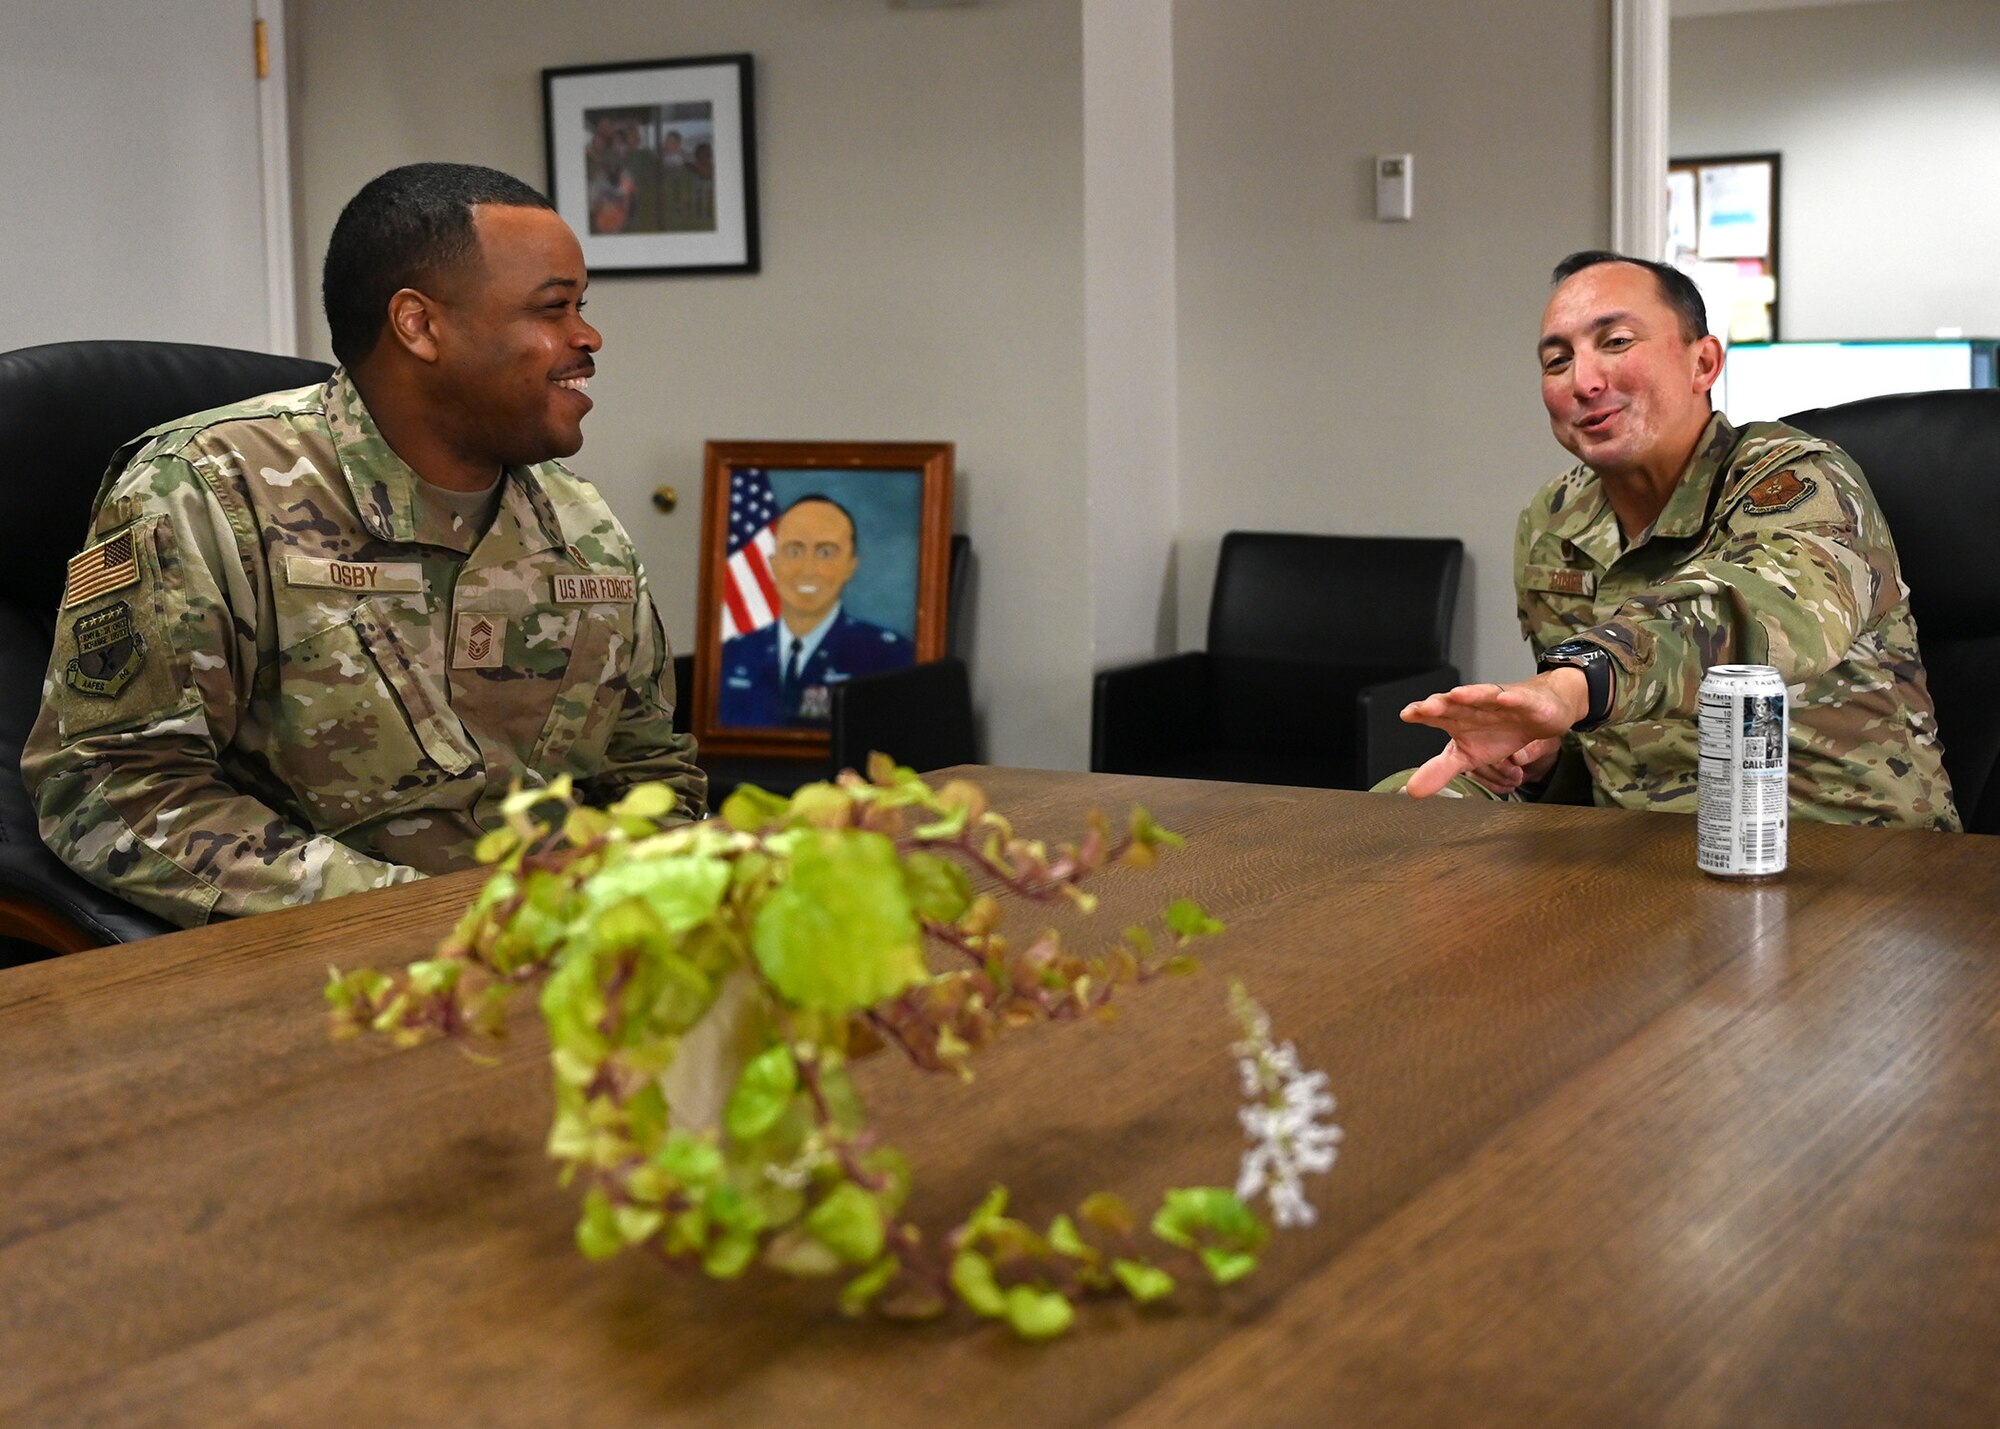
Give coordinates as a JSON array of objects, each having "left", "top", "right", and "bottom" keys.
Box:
[{"left": 1537, "top": 640, "right": 1614, "bottom": 730}]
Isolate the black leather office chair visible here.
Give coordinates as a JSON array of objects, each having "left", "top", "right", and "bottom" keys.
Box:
[
  {"left": 675, "top": 534, "right": 977, "bottom": 803},
  {"left": 830, "top": 656, "right": 976, "bottom": 777},
  {"left": 1092, "top": 532, "right": 1463, "bottom": 790},
  {"left": 0, "top": 340, "right": 334, "bottom": 963},
  {"left": 1787, "top": 390, "right": 2000, "bottom": 833}
]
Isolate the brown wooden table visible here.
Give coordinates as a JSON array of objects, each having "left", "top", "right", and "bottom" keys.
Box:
[{"left": 4, "top": 769, "right": 1998, "bottom": 1427}]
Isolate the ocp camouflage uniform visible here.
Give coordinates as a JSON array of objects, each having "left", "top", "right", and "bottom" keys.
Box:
[
  {"left": 1513, "top": 412, "right": 1958, "bottom": 830},
  {"left": 22, "top": 371, "right": 707, "bottom": 927}
]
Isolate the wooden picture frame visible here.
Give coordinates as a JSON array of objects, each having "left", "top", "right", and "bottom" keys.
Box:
[
  {"left": 693, "top": 441, "right": 955, "bottom": 759},
  {"left": 542, "top": 54, "right": 760, "bottom": 277}
]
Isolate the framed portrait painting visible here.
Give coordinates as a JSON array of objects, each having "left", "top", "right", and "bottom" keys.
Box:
[
  {"left": 542, "top": 54, "right": 760, "bottom": 276},
  {"left": 694, "top": 441, "right": 955, "bottom": 759}
]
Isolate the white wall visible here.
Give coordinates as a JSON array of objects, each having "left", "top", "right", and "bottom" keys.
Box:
[
  {"left": 1084, "top": 0, "right": 1179, "bottom": 670},
  {"left": 1171, "top": 0, "right": 1612, "bottom": 686},
  {"left": 1673, "top": 0, "right": 2000, "bottom": 338},
  {"left": 1, "top": 0, "right": 273, "bottom": 351},
  {"left": 292, "top": 0, "right": 1091, "bottom": 769}
]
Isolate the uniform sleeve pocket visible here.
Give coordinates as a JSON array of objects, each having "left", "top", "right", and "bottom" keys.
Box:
[{"left": 52, "top": 518, "right": 198, "bottom": 740}]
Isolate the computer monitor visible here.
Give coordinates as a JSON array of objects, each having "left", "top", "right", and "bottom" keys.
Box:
[{"left": 1715, "top": 340, "right": 1998, "bottom": 424}]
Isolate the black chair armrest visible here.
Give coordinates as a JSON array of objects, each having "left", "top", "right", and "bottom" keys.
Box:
[
  {"left": 1091, "top": 652, "right": 1211, "bottom": 772},
  {"left": 1526, "top": 738, "right": 1596, "bottom": 807},
  {"left": 0, "top": 835, "right": 177, "bottom": 957},
  {"left": 1355, "top": 663, "right": 1458, "bottom": 789}
]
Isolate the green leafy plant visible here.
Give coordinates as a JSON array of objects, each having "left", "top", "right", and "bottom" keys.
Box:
[{"left": 327, "top": 757, "right": 1306, "bottom": 1339}]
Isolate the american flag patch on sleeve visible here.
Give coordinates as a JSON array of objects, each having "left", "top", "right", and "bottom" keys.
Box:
[{"left": 64, "top": 528, "right": 141, "bottom": 609}]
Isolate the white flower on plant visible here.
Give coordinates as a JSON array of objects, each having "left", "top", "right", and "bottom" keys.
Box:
[{"left": 1230, "top": 983, "right": 1342, "bottom": 1229}]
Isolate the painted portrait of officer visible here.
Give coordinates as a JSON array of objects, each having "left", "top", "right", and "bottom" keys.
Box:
[{"left": 719, "top": 492, "right": 915, "bottom": 727}]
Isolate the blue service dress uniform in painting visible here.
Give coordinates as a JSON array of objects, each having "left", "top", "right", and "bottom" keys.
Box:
[{"left": 719, "top": 608, "right": 915, "bottom": 727}]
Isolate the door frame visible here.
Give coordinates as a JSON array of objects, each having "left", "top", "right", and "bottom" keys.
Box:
[
  {"left": 1611, "top": 0, "right": 1670, "bottom": 259},
  {"left": 255, "top": 0, "right": 299, "bottom": 354}
]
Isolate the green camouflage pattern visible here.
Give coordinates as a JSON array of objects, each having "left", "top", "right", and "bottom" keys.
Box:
[
  {"left": 23, "top": 369, "right": 706, "bottom": 927},
  {"left": 1515, "top": 413, "right": 1958, "bottom": 830}
]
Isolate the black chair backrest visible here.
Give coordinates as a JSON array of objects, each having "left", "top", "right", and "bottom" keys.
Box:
[
  {"left": 0, "top": 340, "right": 332, "bottom": 949},
  {"left": 831, "top": 656, "right": 975, "bottom": 776},
  {"left": 1207, "top": 532, "right": 1463, "bottom": 665},
  {"left": 1786, "top": 389, "right": 2000, "bottom": 833},
  {"left": 944, "top": 533, "right": 972, "bottom": 659},
  {"left": 0, "top": 340, "right": 334, "bottom": 633}
]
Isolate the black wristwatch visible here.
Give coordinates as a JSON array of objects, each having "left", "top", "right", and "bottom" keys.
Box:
[{"left": 1537, "top": 639, "right": 1615, "bottom": 730}]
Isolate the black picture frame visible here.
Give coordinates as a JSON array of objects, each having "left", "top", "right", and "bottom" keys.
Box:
[{"left": 542, "top": 54, "right": 760, "bottom": 277}]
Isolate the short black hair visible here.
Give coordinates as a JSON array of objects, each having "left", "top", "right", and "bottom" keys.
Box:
[
  {"left": 1551, "top": 250, "right": 1709, "bottom": 344},
  {"left": 777, "top": 494, "right": 859, "bottom": 555},
  {"left": 322, "top": 162, "right": 553, "bottom": 366}
]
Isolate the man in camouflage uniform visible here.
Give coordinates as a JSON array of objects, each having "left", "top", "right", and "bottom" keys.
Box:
[
  {"left": 1387, "top": 250, "right": 1958, "bottom": 831},
  {"left": 23, "top": 163, "right": 707, "bottom": 928}
]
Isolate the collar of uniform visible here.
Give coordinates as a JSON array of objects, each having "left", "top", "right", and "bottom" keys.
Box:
[
  {"left": 326, "top": 368, "right": 434, "bottom": 544},
  {"left": 492, "top": 470, "right": 572, "bottom": 560},
  {"left": 1541, "top": 409, "right": 1739, "bottom": 568},
  {"left": 327, "top": 369, "right": 570, "bottom": 556},
  {"left": 1649, "top": 411, "right": 1739, "bottom": 541},
  {"left": 1540, "top": 466, "right": 1620, "bottom": 570}
]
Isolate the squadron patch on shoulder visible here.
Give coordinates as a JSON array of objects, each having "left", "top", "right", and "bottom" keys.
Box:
[
  {"left": 1744, "top": 469, "right": 1816, "bottom": 515},
  {"left": 65, "top": 600, "right": 146, "bottom": 698},
  {"left": 64, "top": 529, "right": 141, "bottom": 608}
]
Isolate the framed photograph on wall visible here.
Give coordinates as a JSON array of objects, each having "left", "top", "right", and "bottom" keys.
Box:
[
  {"left": 694, "top": 441, "right": 955, "bottom": 759},
  {"left": 542, "top": 53, "right": 760, "bottom": 276}
]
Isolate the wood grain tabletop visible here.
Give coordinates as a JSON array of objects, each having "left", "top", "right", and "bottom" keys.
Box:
[{"left": 3, "top": 769, "right": 1997, "bottom": 1427}]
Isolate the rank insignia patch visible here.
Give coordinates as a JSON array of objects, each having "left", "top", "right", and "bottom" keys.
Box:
[
  {"left": 65, "top": 600, "right": 146, "bottom": 699},
  {"left": 1744, "top": 469, "right": 1816, "bottom": 515},
  {"left": 453, "top": 610, "right": 506, "bottom": 669},
  {"left": 64, "top": 529, "right": 140, "bottom": 608}
]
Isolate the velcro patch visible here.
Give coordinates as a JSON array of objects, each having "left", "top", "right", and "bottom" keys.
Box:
[
  {"left": 65, "top": 600, "right": 146, "bottom": 698},
  {"left": 1521, "top": 564, "right": 1596, "bottom": 597},
  {"left": 64, "top": 529, "right": 141, "bottom": 608},
  {"left": 284, "top": 554, "right": 424, "bottom": 594},
  {"left": 1743, "top": 469, "right": 1816, "bottom": 515},
  {"left": 453, "top": 611, "right": 506, "bottom": 669},
  {"left": 552, "top": 573, "right": 637, "bottom": 604}
]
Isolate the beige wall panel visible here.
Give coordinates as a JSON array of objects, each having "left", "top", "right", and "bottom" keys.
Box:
[{"left": 1171, "top": 0, "right": 1612, "bottom": 689}]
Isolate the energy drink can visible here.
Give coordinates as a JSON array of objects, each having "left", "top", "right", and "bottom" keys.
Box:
[{"left": 1697, "top": 664, "right": 1788, "bottom": 879}]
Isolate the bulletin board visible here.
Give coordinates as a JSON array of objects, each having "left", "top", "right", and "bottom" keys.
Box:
[{"left": 1667, "top": 151, "right": 1781, "bottom": 343}]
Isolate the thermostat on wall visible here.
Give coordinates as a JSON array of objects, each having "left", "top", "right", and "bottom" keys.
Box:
[{"left": 1376, "top": 153, "right": 1413, "bottom": 222}]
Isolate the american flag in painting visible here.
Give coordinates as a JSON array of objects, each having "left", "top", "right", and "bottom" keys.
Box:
[{"left": 720, "top": 468, "right": 780, "bottom": 641}]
